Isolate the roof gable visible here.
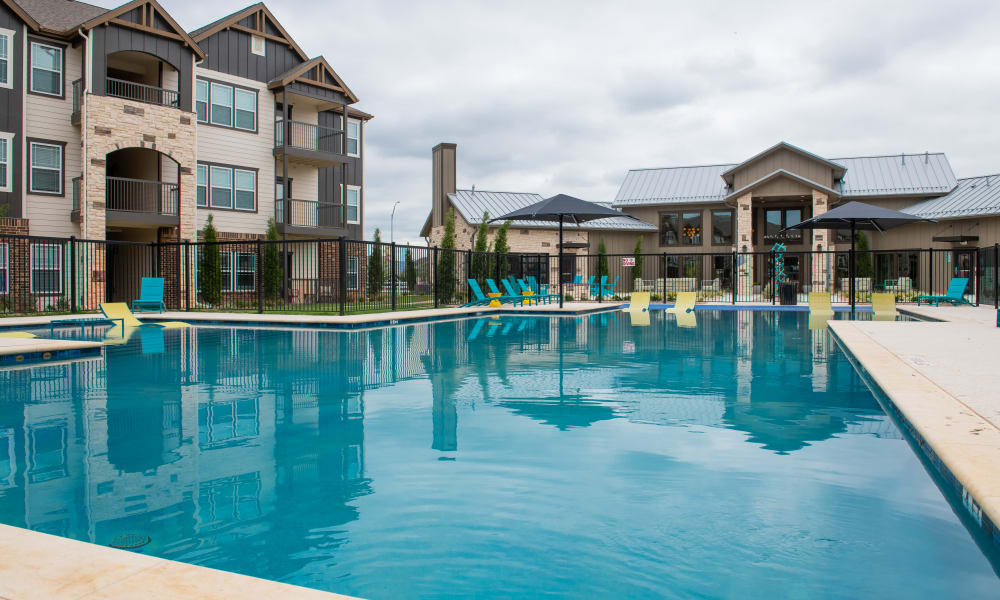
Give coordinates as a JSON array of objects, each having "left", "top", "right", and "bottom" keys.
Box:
[
  {"left": 80, "top": 0, "right": 205, "bottom": 59},
  {"left": 721, "top": 142, "right": 846, "bottom": 185},
  {"left": 724, "top": 169, "right": 840, "bottom": 202},
  {"left": 267, "top": 56, "right": 358, "bottom": 104},
  {"left": 190, "top": 2, "right": 308, "bottom": 63}
]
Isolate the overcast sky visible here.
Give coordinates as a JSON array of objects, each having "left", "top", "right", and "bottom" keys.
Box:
[{"left": 98, "top": 0, "right": 999, "bottom": 243}]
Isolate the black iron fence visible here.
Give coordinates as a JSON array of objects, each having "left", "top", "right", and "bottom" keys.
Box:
[{"left": 0, "top": 231, "right": 997, "bottom": 316}]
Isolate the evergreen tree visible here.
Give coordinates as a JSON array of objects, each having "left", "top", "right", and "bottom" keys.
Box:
[
  {"left": 404, "top": 247, "right": 417, "bottom": 294},
  {"left": 263, "top": 218, "right": 283, "bottom": 302},
  {"left": 437, "top": 208, "right": 457, "bottom": 303},
  {"left": 632, "top": 235, "right": 644, "bottom": 288},
  {"left": 492, "top": 221, "right": 512, "bottom": 279},
  {"left": 368, "top": 228, "right": 385, "bottom": 297},
  {"left": 855, "top": 231, "right": 873, "bottom": 278},
  {"left": 199, "top": 214, "right": 222, "bottom": 306},
  {"left": 471, "top": 211, "right": 491, "bottom": 281},
  {"left": 596, "top": 237, "right": 609, "bottom": 280}
]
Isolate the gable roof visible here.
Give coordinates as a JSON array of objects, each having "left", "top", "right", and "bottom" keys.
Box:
[
  {"left": 267, "top": 56, "right": 359, "bottom": 104},
  {"left": 79, "top": 0, "right": 205, "bottom": 59},
  {"left": 723, "top": 169, "right": 840, "bottom": 202},
  {"left": 720, "top": 141, "right": 847, "bottom": 184},
  {"left": 189, "top": 2, "right": 308, "bottom": 63},
  {"left": 903, "top": 175, "right": 1000, "bottom": 220},
  {"left": 7, "top": 0, "right": 106, "bottom": 33},
  {"left": 613, "top": 151, "right": 958, "bottom": 207},
  {"left": 447, "top": 190, "right": 658, "bottom": 232}
]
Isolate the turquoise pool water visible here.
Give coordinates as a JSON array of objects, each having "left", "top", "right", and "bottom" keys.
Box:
[{"left": 0, "top": 310, "right": 997, "bottom": 598}]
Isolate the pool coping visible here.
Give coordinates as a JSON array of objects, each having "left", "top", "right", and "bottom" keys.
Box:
[
  {"left": 828, "top": 320, "right": 1000, "bottom": 552},
  {"left": 0, "top": 337, "right": 103, "bottom": 366}
]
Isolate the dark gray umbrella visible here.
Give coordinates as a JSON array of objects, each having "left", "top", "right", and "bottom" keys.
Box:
[
  {"left": 780, "top": 201, "right": 936, "bottom": 312},
  {"left": 490, "top": 194, "right": 644, "bottom": 307}
]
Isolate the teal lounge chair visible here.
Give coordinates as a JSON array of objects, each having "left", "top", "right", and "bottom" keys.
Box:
[
  {"left": 916, "top": 277, "right": 972, "bottom": 307},
  {"left": 590, "top": 276, "right": 607, "bottom": 297},
  {"left": 501, "top": 279, "right": 534, "bottom": 305},
  {"left": 517, "top": 278, "right": 559, "bottom": 304},
  {"left": 461, "top": 279, "right": 520, "bottom": 307},
  {"left": 570, "top": 275, "right": 583, "bottom": 285},
  {"left": 485, "top": 279, "right": 504, "bottom": 295},
  {"left": 526, "top": 276, "right": 548, "bottom": 296},
  {"left": 599, "top": 275, "right": 619, "bottom": 297},
  {"left": 132, "top": 277, "right": 165, "bottom": 313}
]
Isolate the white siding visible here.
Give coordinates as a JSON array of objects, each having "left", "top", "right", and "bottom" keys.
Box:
[
  {"left": 194, "top": 68, "right": 274, "bottom": 234},
  {"left": 24, "top": 39, "right": 81, "bottom": 238}
]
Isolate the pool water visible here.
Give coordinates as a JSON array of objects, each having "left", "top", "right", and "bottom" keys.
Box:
[{"left": 1, "top": 310, "right": 997, "bottom": 598}]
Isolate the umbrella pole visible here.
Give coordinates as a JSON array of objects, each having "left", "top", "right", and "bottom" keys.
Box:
[
  {"left": 559, "top": 216, "right": 564, "bottom": 309},
  {"left": 850, "top": 221, "right": 856, "bottom": 314}
]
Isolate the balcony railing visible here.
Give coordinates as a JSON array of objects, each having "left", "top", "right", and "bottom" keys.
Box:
[
  {"left": 106, "top": 77, "right": 179, "bottom": 108},
  {"left": 106, "top": 177, "right": 179, "bottom": 216},
  {"left": 274, "top": 120, "right": 344, "bottom": 154},
  {"left": 275, "top": 199, "right": 347, "bottom": 229},
  {"left": 71, "top": 79, "right": 83, "bottom": 124}
]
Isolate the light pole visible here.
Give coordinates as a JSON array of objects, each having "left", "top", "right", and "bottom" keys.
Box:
[{"left": 390, "top": 201, "right": 401, "bottom": 243}]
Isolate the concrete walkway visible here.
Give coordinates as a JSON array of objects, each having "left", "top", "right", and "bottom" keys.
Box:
[{"left": 830, "top": 304, "right": 1000, "bottom": 540}]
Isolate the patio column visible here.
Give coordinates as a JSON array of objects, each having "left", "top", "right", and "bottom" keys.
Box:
[
  {"left": 734, "top": 192, "right": 753, "bottom": 285},
  {"left": 811, "top": 189, "right": 832, "bottom": 293}
]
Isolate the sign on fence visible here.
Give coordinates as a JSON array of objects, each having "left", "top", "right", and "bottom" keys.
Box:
[{"left": 621, "top": 257, "right": 635, "bottom": 267}]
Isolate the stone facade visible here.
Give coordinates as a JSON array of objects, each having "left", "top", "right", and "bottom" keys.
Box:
[{"left": 810, "top": 189, "right": 834, "bottom": 292}]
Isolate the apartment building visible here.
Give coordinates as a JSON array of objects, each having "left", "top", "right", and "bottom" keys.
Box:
[{"left": 0, "top": 0, "right": 370, "bottom": 304}]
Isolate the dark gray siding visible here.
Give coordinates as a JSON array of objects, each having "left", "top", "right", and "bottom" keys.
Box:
[
  {"left": 0, "top": 4, "right": 22, "bottom": 217},
  {"left": 287, "top": 81, "right": 350, "bottom": 106},
  {"left": 91, "top": 24, "right": 195, "bottom": 111},
  {"left": 197, "top": 29, "right": 301, "bottom": 83},
  {"left": 318, "top": 111, "right": 362, "bottom": 238}
]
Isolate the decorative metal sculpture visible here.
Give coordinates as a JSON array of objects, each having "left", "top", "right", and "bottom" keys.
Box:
[{"left": 771, "top": 242, "right": 787, "bottom": 284}]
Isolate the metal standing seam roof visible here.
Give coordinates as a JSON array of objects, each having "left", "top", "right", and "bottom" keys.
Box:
[
  {"left": 448, "top": 190, "right": 657, "bottom": 231},
  {"left": 903, "top": 175, "right": 1000, "bottom": 219},
  {"left": 613, "top": 152, "right": 959, "bottom": 207}
]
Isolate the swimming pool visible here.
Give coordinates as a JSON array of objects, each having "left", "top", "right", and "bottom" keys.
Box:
[{"left": 0, "top": 310, "right": 997, "bottom": 598}]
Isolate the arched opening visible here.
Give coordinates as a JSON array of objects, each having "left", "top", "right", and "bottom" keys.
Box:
[
  {"left": 106, "top": 50, "right": 180, "bottom": 107},
  {"left": 105, "top": 147, "right": 180, "bottom": 220}
]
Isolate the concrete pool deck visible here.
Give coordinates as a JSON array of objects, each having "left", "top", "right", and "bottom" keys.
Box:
[{"left": 829, "top": 304, "right": 1000, "bottom": 544}]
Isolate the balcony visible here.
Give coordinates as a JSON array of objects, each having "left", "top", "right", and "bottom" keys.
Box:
[
  {"left": 275, "top": 199, "right": 349, "bottom": 236},
  {"left": 71, "top": 79, "right": 83, "bottom": 125},
  {"left": 106, "top": 77, "right": 179, "bottom": 109},
  {"left": 273, "top": 121, "right": 348, "bottom": 167},
  {"left": 70, "top": 176, "right": 82, "bottom": 223},
  {"left": 105, "top": 176, "right": 179, "bottom": 227}
]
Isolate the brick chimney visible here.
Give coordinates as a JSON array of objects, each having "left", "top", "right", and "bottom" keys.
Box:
[{"left": 431, "top": 143, "right": 457, "bottom": 229}]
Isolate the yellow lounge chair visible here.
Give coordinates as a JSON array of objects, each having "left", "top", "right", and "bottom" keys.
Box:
[
  {"left": 808, "top": 312, "right": 833, "bottom": 330},
  {"left": 676, "top": 309, "right": 697, "bottom": 328},
  {"left": 626, "top": 292, "right": 650, "bottom": 313},
  {"left": 102, "top": 324, "right": 140, "bottom": 346},
  {"left": 808, "top": 292, "right": 834, "bottom": 315},
  {"left": 872, "top": 293, "right": 897, "bottom": 320},
  {"left": 100, "top": 303, "right": 189, "bottom": 329},
  {"left": 0, "top": 331, "right": 37, "bottom": 338},
  {"left": 666, "top": 292, "right": 696, "bottom": 315}
]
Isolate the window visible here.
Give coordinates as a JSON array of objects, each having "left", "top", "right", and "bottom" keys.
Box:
[
  {"left": 0, "top": 28, "right": 13, "bottom": 89},
  {"left": 220, "top": 251, "right": 232, "bottom": 292},
  {"left": 195, "top": 79, "right": 208, "bottom": 123},
  {"left": 234, "top": 89, "right": 256, "bottom": 131},
  {"left": 29, "top": 141, "right": 62, "bottom": 195},
  {"left": 198, "top": 400, "right": 259, "bottom": 448},
  {"left": 762, "top": 208, "right": 804, "bottom": 243},
  {"left": 346, "top": 256, "right": 358, "bottom": 290},
  {"left": 712, "top": 210, "right": 733, "bottom": 245},
  {"left": 234, "top": 252, "right": 255, "bottom": 292},
  {"left": 209, "top": 166, "right": 232, "bottom": 208},
  {"left": 31, "top": 243, "right": 62, "bottom": 294},
  {"left": 251, "top": 35, "right": 266, "bottom": 57},
  {"left": 659, "top": 213, "right": 679, "bottom": 246},
  {"left": 196, "top": 164, "right": 208, "bottom": 207},
  {"left": 30, "top": 41, "right": 62, "bottom": 96},
  {"left": 234, "top": 169, "right": 256, "bottom": 210},
  {"left": 0, "top": 132, "right": 12, "bottom": 192},
  {"left": 345, "top": 185, "right": 360, "bottom": 224},
  {"left": 346, "top": 119, "right": 360, "bottom": 157},
  {"left": 28, "top": 423, "right": 67, "bottom": 483},
  {"left": 210, "top": 82, "right": 232, "bottom": 126},
  {"left": 680, "top": 212, "right": 702, "bottom": 245},
  {"left": 0, "top": 243, "right": 7, "bottom": 294}
]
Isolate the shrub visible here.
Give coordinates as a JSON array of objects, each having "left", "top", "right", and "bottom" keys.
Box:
[
  {"left": 492, "top": 221, "right": 511, "bottom": 279},
  {"left": 650, "top": 293, "right": 662, "bottom": 302},
  {"left": 404, "top": 248, "right": 417, "bottom": 294},
  {"left": 437, "top": 208, "right": 457, "bottom": 304},
  {"left": 199, "top": 214, "right": 222, "bottom": 306},
  {"left": 367, "top": 229, "right": 385, "bottom": 298},
  {"left": 263, "top": 218, "right": 283, "bottom": 301},
  {"left": 471, "top": 211, "right": 491, "bottom": 281},
  {"left": 596, "top": 238, "right": 608, "bottom": 280},
  {"left": 631, "top": 236, "right": 644, "bottom": 289}
]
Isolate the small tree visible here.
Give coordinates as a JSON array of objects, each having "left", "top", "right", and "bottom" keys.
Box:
[
  {"left": 631, "top": 235, "right": 644, "bottom": 289},
  {"left": 199, "top": 214, "right": 222, "bottom": 306},
  {"left": 596, "top": 237, "right": 609, "bottom": 280},
  {"left": 437, "top": 208, "right": 457, "bottom": 303},
  {"left": 471, "top": 211, "right": 491, "bottom": 281},
  {"left": 855, "top": 231, "right": 873, "bottom": 278},
  {"left": 263, "top": 218, "right": 283, "bottom": 302},
  {"left": 492, "top": 220, "right": 512, "bottom": 279},
  {"left": 368, "top": 228, "right": 385, "bottom": 297},
  {"left": 404, "top": 247, "right": 417, "bottom": 294}
]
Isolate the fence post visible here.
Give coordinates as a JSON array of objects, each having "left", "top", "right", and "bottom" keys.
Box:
[
  {"left": 339, "top": 236, "right": 347, "bottom": 316},
  {"left": 256, "top": 239, "right": 263, "bottom": 314},
  {"left": 995, "top": 243, "right": 999, "bottom": 310},
  {"left": 184, "top": 239, "right": 191, "bottom": 311},
  {"left": 660, "top": 252, "right": 666, "bottom": 301},
  {"left": 731, "top": 250, "right": 737, "bottom": 305},
  {"left": 69, "top": 236, "right": 77, "bottom": 313},
  {"left": 390, "top": 242, "right": 397, "bottom": 311},
  {"left": 928, "top": 248, "right": 934, "bottom": 297},
  {"left": 975, "top": 247, "right": 981, "bottom": 306},
  {"left": 433, "top": 246, "right": 439, "bottom": 308}
]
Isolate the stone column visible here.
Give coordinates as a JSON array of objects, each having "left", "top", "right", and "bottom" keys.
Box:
[
  {"left": 734, "top": 192, "right": 753, "bottom": 288},
  {"left": 810, "top": 189, "right": 831, "bottom": 292}
]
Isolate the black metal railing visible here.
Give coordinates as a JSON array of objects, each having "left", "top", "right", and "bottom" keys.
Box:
[
  {"left": 71, "top": 79, "right": 83, "bottom": 123},
  {"left": 106, "top": 77, "right": 179, "bottom": 108},
  {"left": 106, "top": 177, "right": 179, "bottom": 216},
  {"left": 274, "top": 200, "right": 347, "bottom": 229},
  {"left": 274, "top": 120, "right": 344, "bottom": 154},
  {"left": 71, "top": 177, "right": 82, "bottom": 212}
]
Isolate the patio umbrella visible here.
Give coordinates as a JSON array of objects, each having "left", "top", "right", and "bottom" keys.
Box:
[
  {"left": 490, "top": 194, "right": 645, "bottom": 307},
  {"left": 779, "top": 201, "right": 935, "bottom": 312}
]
